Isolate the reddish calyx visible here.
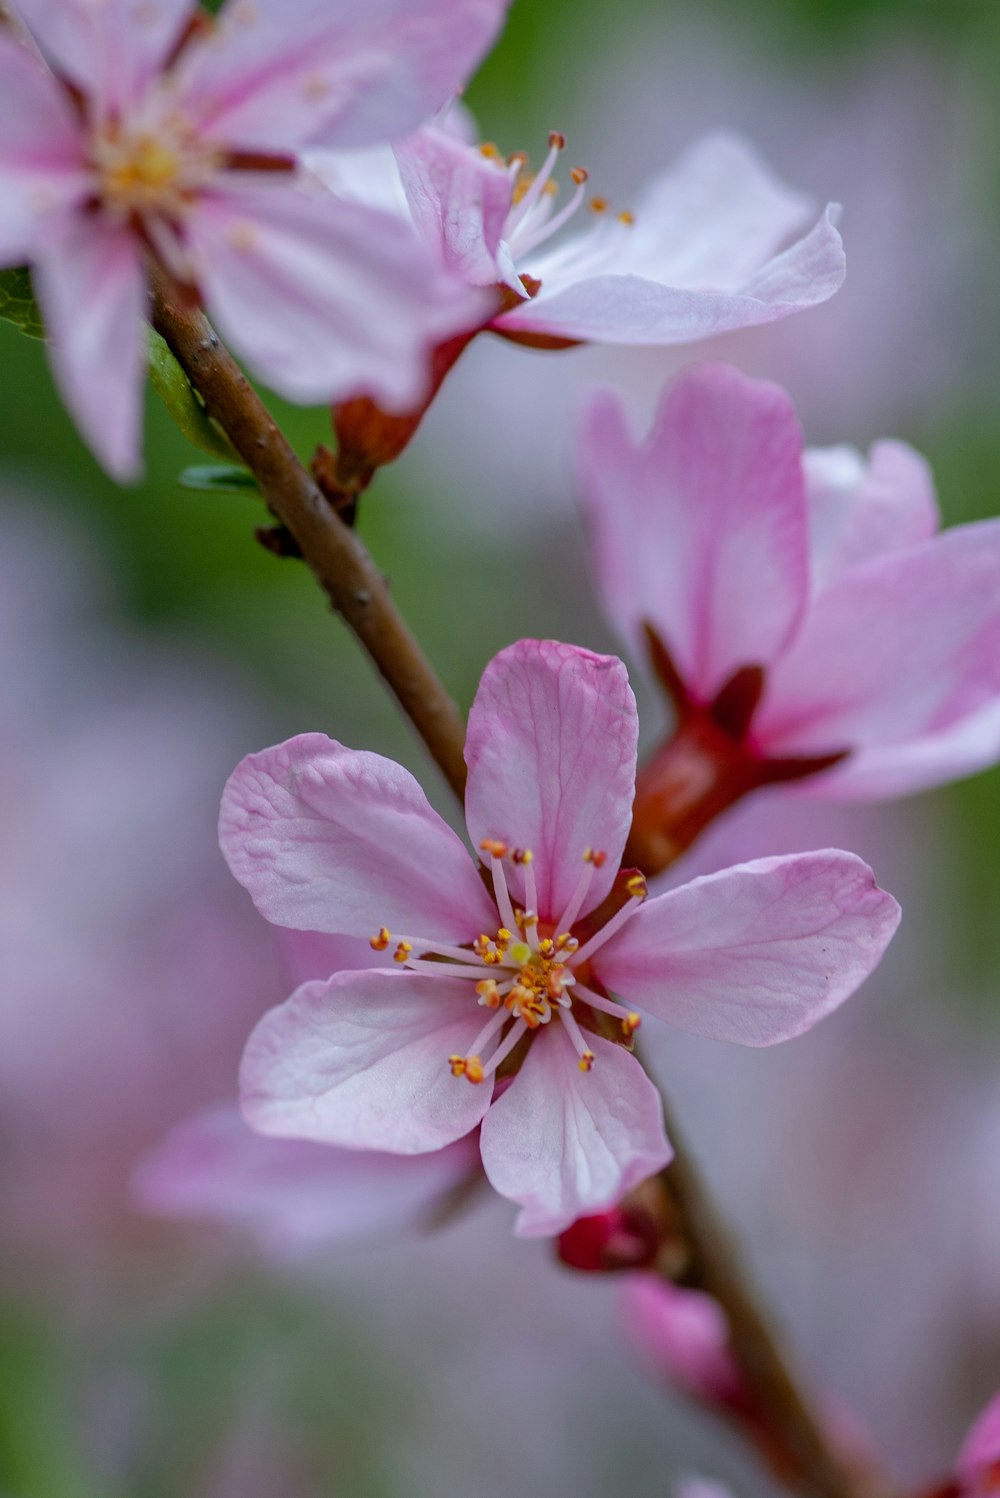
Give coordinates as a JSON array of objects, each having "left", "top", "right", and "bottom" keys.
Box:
[{"left": 557, "top": 1205, "right": 661, "bottom": 1273}]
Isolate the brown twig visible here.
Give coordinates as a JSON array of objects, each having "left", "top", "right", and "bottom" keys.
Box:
[
  {"left": 150, "top": 271, "right": 468, "bottom": 801},
  {"left": 150, "top": 277, "right": 878, "bottom": 1498}
]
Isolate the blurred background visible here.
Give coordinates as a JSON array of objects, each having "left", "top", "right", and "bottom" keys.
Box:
[{"left": 2, "top": 0, "right": 999, "bottom": 1492}]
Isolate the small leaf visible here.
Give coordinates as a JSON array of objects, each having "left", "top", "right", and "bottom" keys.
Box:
[
  {"left": 0, "top": 267, "right": 45, "bottom": 339},
  {"left": 178, "top": 463, "right": 261, "bottom": 494},
  {"left": 148, "top": 329, "right": 238, "bottom": 459}
]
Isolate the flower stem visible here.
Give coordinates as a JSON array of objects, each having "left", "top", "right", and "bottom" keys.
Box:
[
  {"left": 151, "top": 275, "right": 883, "bottom": 1498},
  {"left": 150, "top": 270, "right": 469, "bottom": 802}
]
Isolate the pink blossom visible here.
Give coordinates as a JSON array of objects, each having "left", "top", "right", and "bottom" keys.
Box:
[
  {"left": 393, "top": 125, "right": 845, "bottom": 345},
  {"left": 0, "top": 0, "right": 507, "bottom": 477},
  {"left": 221, "top": 639, "right": 899, "bottom": 1237},
  {"left": 622, "top": 1276, "right": 742, "bottom": 1407},
  {"left": 578, "top": 363, "right": 1000, "bottom": 803},
  {"left": 958, "top": 1392, "right": 1000, "bottom": 1494}
]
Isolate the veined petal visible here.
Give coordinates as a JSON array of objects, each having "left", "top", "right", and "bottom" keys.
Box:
[
  {"left": 135, "top": 1102, "right": 478, "bottom": 1257},
  {"left": 0, "top": 35, "right": 89, "bottom": 263},
  {"left": 809, "top": 698, "right": 1000, "bottom": 802},
  {"left": 479, "top": 1028, "right": 671, "bottom": 1238},
  {"left": 595, "top": 852, "right": 900, "bottom": 1046},
  {"left": 578, "top": 366, "right": 808, "bottom": 700},
  {"left": 501, "top": 205, "right": 844, "bottom": 344},
  {"left": 32, "top": 217, "right": 147, "bottom": 480},
  {"left": 957, "top": 1392, "right": 1000, "bottom": 1484},
  {"left": 240, "top": 970, "right": 494, "bottom": 1152},
  {"left": 186, "top": 183, "right": 486, "bottom": 411},
  {"left": 464, "top": 641, "right": 638, "bottom": 921},
  {"left": 220, "top": 734, "right": 496, "bottom": 943},
  {"left": 805, "top": 440, "right": 939, "bottom": 596},
  {"left": 173, "top": 0, "right": 508, "bottom": 153},
  {"left": 396, "top": 126, "right": 513, "bottom": 288},
  {"left": 13, "top": 0, "right": 193, "bottom": 115},
  {"left": 756, "top": 519, "right": 1000, "bottom": 758}
]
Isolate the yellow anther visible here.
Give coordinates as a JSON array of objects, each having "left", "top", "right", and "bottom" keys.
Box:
[
  {"left": 584, "top": 848, "right": 607, "bottom": 868},
  {"left": 512, "top": 847, "right": 534, "bottom": 865},
  {"left": 476, "top": 979, "right": 501, "bottom": 1008},
  {"left": 570, "top": 166, "right": 589, "bottom": 185},
  {"left": 626, "top": 873, "right": 648, "bottom": 900},
  {"left": 464, "top": 1055, "right": 485, "bottom": 1085},
  {"left": 589, "top": 195, "right": 609, "bottom": 214},
  {"left": 393, "top": 941, "right": 413, "bottom": 963},
  {"left": 522, "top": 912, "right": 538, "bottom": 929},
  {"left": 548, "top": 130, "right": 566, "bottom": 150},
  {"left": 622, "top": 1012, "right": 642, "bottom": 1037},
  {"left": 479, "top": 141, "right": 501, "bottom": 159},
  {"left": 448, "top": 1054, "right": 466, "bottom": 1077},
  {"left": 555, "top": 932, "right": 574, "bottom": 949},
  {"left": 539, "top": 938, "right": 555, "bottom": 958},
  {"left": 618, "top": 209, "right": 635, "bottom": 226},
  {"left": 496, "top": 927, "right": 512, "bottom": 945},
  {"left": 479, "top": 838, "right": 508, "bottom": 859},
  {"left": 578, "top": 1050, "right": 596, "bottom": 1073},
  {"left": 369, "top": 926, "right": 391, "bottom": 951}
]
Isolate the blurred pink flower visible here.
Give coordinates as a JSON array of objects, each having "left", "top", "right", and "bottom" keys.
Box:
[
  {"left": 0, "top": 0, "right": 506, "bottom": 475},
  {"left": 623, "top": 1277, "right": 742, "bottom": 1407},
  {"left": 579, "top": 363, "right": 1000, "bottom": 804},
  {"left": 221, "top": 638, "right": 898, "bottom": 1236},
  {"left": 958, "top": 1391, "right": 1000, "bottom": 1493}
]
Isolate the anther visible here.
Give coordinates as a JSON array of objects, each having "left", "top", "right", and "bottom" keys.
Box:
[
  {"left": 507, "top": 149, "right": 528, "bottom": 169},
  {"left": 511, "top": 848, "right": 534, "bottom": 865},
  {"left": 464, "top": 1056, "right": 485, "bottom": 1085},
  {"left": 618, "top": 209, "right": 635, "bottom": 225},
  {"left": 479, "top": 142, "right": 501, "bottom": 159},
  {"left": 548, "top": 130, "right": 566, "bottom": 150},
  {"left": 625, "top": 873, "right": 648, "bottom": 900},
  {"left": 622, "top": 1012, "right": 642, "bottom": 1037},
  {"left": 480, "top": 838, "right": 508, "bottom": 859},
  {"left": 369, "top": 926, "right": 390, "bottom": 951},
  {"left": 476, "top": 979, "right": 501, "bottom": 1009},
  {"left": 539, "top": 938, "right": 555, "bottom": 957},
  {"left": 578, "top": 1050, "right": 596, "bottom": 1073},
  {"left": 393, "top": 940, "right": 413, "bottom": 963},
  {"left": 448, "top": 1054, "right": 466, "bottom": 1077},
  {"left": 584, "top": 848, "right": 607, "bottom": 868},
  {"left": 570, "top": 166, "right": 589, "bottom": 185},
  {"left": 589, "top": 196, "right": 609, "bottom": 214}
]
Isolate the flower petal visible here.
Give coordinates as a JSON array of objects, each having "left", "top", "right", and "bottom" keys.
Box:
[
  {"left": 220, "top": 733, "right": 496, "bottom": 943},
  {"left": 479, "top": 1027, "right": 671, "bottom": 1238},
  {"left": 812, "top": 699, "right": 1000, "bottom": 802},
  {"left": 135, "top": 1102, "right": 478, "bottom": 1257},
  {"left": 240, "top": 970, "right": 494, "bottom": 1151},
  {"left": 596, "top": 851, "right": 900, "bottom": 1045},
  {"left": 173, "top": 0, "right": 508, "bottom": 153},
  {"left": 957, "top": 1391, "right": 1000, "bottom": 1484},
  {"left": 464, "top": 640, "right": 638, "bottom": 921},
  {"left": 14, "top": 0, "right": 193, "bottom": 113},
  {"left": 186, "top": 182, "right": 486, "bottom": 411},
  {"left": 0, "top": 35, "right": 88, "bottom": 263},
  {"left": 578, "top": 366, "right": 808, "bottom": 700},
  {"left": 395, "top": 126, "right": 514, "bottom": 288},
  {"left": 756, "top": 520, "right": 1000, "bottom": 762},
  {"left": 32, "top": 217, "right": 147, "bottom": 480},
  {"left": 805, "top": 439, "right": 939, "bottom": 595}
]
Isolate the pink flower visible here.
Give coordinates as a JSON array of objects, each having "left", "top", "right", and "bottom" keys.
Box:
[
  {"left": 393, "top": 126, "right": 845, "bottom": 345},
  {"left": 578, "top": 363, "right": 1000, "bottom": 812},
  {"left": 957, "top": 1392, "right": 1000, "bottom": 1496},
  {"left": 622, "top": 1276, "right": 742, "bottom": 1407},
  {"left": 221, "top": 639, "right": 899, "bottom": 1237},
  {"left": 0, "top": 0, "right": 507, "bottom": 477}
]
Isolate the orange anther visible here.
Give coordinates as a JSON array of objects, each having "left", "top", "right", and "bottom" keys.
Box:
[
  {"left": 626, "top": 873, "right": 648, "bottom": 900},
  {"left": 578, "top": 1050, "right": 595, "bottom": 1073},
  {"left": 548, "top": 130, "right": 566, "bottom": 150},
  {"left": 369, "top": 926, "right": 390, "bottom": 951},
  {"left": 589, "top": 195, "right": 609, "bottom": 214},
  {"left": 393, "top": 940, "right": 413, "bottom": 963},
  {"left": 448, "top": 1055, "right": 466, "bottom": 1077},
  {"left": 570, "top": 166, "right": 589, "bottom": 185},
  {"left": 618, "top": 209, "right": 635, "bottom": 225},
  {"left": 464, "top": 1055, "right": 485, "bottom": 1085},
  {"left": 584, "top": 848, "right": 607, "bottom": 868},
  {"left": 480, "top": 838, "right": 508, "bottom": 859}
]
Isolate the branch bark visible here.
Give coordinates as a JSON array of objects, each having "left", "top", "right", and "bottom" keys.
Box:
[{"left": 151, "top": 278, "right": 878, "bottom": 1498}]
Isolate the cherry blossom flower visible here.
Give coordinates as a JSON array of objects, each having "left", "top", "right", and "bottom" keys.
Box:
[
  {"left": 0, "top": 0, "right": 507, "bottom": 477},
  {"left": 393, "top": 126, "right": 844, "bottom": 347},
  {"left": 221, "top": 639, "right": 899, "bottom": 1237},
  {"left": 578, "top": 363, "right": 1000, "bottom": 840}
]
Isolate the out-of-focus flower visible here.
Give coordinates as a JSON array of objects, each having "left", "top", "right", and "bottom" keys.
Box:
[
  {"left": 0, "top": 0, "right": 506, "bottom": 475},
  {"left": 221, "top": 638, "right": 899, "bottom": 1237},
  {"left": 623, "top": 1277, "right": 743, "bottom": 1408},
  {"left": 957, "top": 1391, "right": 1000, "bottom": 1494},
  {"left": 578, "top": 363, "right": 1000, "bottom": 865}
]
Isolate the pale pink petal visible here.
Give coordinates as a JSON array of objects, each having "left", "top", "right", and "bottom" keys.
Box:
[
  {"left": 578, "top": 366, "right": 808, "bottom": 700},
  {"left": 135, "top": 1103, "right": 478, "bottom": 1257},
  {"left": 395, "top": 126, "right": 514, "bottom": 288},
  {"left": 173, "top": 0, "right": 508, "bottom": 154},
  {"left": 0, "top": 35, "right": 88, "bottom": 263},
  {"left": 815, "top": 699, "right": 1000, "bottom": 801},
  {"left": 13, "top": 0, "right": 192, "bottom": 113},
  {"left": 220, "top": 733, "right": 496, "bottom": 943},
  {"left": 756, "top": 520, "right": 1000, "bottom": 760},
  {"left": 622, "top": 1276, "right": 739, "bottom": 1402},
  {"left": 276, "top": 929, "right": 390, "bottom": 988},
  {"left": 479, "top": 1027, "right": 671, "bottom": 1237},
  {"left": 32, "top": 217, "right": 147, "bottom": 480},
  {"left": 500, "top": 204, "right": 844, "bottom": 344},
  {"left": 595, "top": 852, "right": 900, "bottom": 1045},
  {"left": 464, "top": 640, "right": 638, "bottom": 921},
  {"left": 185, "top": 183, "right": 486, "bottom": 411},
  {"left": 958, "top": 1391, "right": 1000, "bottom": 1483},
  {"left": 805, "top": 440, "right": 939, "bottom": 595},
  {"left": 240, "top": 970, "right": 494, "bottom": 1151}
]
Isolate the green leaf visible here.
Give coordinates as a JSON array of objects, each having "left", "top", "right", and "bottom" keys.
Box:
[
  {"left": 147, "top": 329, "right": 238, "bottom": 459},
  {"left": 178, "top": 462, "right": 261, "bottom": 494},
  {"left": 0, "top": 266, "right": 45, "bottom": 339}
]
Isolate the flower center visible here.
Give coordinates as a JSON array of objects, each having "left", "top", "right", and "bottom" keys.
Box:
[
  {"left": 370, "top": 842, "right": 646, "bottom": 1087},
  {"left": 91, "top": 116, "right": 219, "bottom": 220}
]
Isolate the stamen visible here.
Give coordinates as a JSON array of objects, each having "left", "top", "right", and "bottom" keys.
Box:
[
  {"left": 553, "top": 851, "right": 602, "bottom": 936},
  {"left": 514, "top": 849, "right": 539, "bottom": 929},
  {"left": 571, "top": 878, "right": 648, "bottom": 966},
  {"left": 467, "top": 1006, "right": 509, "bottom": 1058},
  {"left": 482, "top": 1018, "right": 528, "bottom": 1078},
  {"left": 393, "top": 941, "right": 412, "bottom": 964},
  {"left": 589, "top": 195, "right": 609, "bottom": 214},
  {"left": 369, "top": 927, "right": 391, "bottom": 951},
  {"left": 482, "top": 843, "right": 520, "bottom": 937},
  {"left": 573, "top": 982, "right": 643, "bottom": 1036},
  {"left": 561, "top": 1007, "right": 596, "bottom": 1072},
  {"left": 513, "top": 167, "right": 591, "bottom": 258},
  {"left": 403, "top": 958, "right": 499, "bottom": 981},
  {"left": 476, "top": 979, "right": 502, "bottom": 1008},
  {"left": 505, "top": 130, "right": 565, "bottom": 233}
]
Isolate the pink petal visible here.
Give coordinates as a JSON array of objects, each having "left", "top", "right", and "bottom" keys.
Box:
[
  {"left": 958, "top": 1391, "right": 1000, "bottom": 1484},
  {"left": 14, "top": 0, "right": 192, "bottom": 114},
  {"left": 814, "top": 699, "right": 1000, "bottom": 802},
  {"left": 464, "top": 640, "right": 638, "bottom": 922},
  {"left": 578, "top": 366, "right": 808, "bottom": 701},
  {"left": 621, "top": 1276, "right": 740, "bottom": 1402},
  {"left": 276, "top": 928, "right": 390, "bottom": 988},
  {"left": 32, "top": 217, "right": 147, "bottom": 480},
  {"left": 595, "top": 851, "right": 900, "bottom": 1046},
  {"left": 501, "top": 186, "right": 845, "bottom": 344},
  {"left": 185, "top": 182, "right": 485, "bottom": 411},
  {"left": 805, "top": 440, "right": 939, "bottom": 595},
  {"left": 756, "top": 520, "right": 1000, "bottom": 761},
  {"left": 172, "top": 0, "right": 508, "bottom": 154},
  {"left": 479, "top": 1027, "right": 671, "bottom": 1237},
  {"left": 220, "top": 733, "right": 496, "bottom": 943},
  {"left": 395, "top": 126, "right": 514, "bottom": 288},
  {"left": 0, "top": 35, "right": 88, "bottom": 263},
  {"left": 240, "top": 970, "right": 494, "bottom": 1151},
  {"left": 135, "top": 1102, "right": 478, "bottom": 1257}
]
